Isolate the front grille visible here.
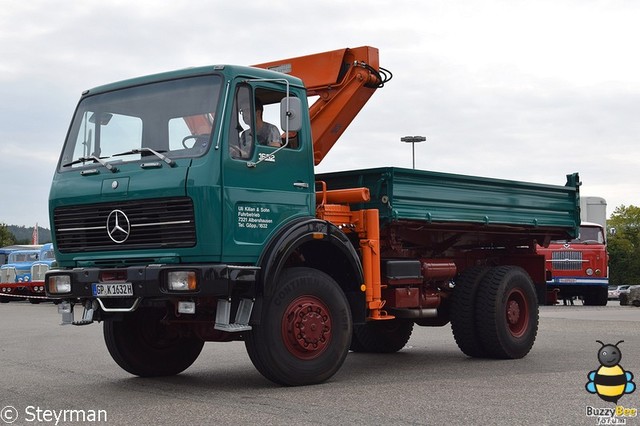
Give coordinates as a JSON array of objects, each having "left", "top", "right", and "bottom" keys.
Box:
[
  {"left": 0, "top": 267, "right": 16, "bottom": 283},
  {"left": 550, "top": 250, "right": 583, "bottom": 271},
  {"left": 31, "top": 264, "right": 49, "bottom": 281},
  {"left": 54, "top": 197, "right": 196, "bottom": 253}
]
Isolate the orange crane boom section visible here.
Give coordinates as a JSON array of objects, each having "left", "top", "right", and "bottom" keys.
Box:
[{"left": 253, "top": 46, "right": 389, "bottom": 165}]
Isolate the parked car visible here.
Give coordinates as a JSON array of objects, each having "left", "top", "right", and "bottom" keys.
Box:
[
  {"left": 609, "top": 285, "right": 631, "bottom": 300},
  {"left": 619, "top": 285, "right": 640, "bottom": 306},
  {"left": 620, "top": 285, "right": 640, "bottom": 307}
]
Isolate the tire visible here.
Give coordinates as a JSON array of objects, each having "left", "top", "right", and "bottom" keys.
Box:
[
  {"left": 0, "top": 296, "right": 10, "bottom": 303},
  {"left": 450, "top": 267, "right": 491, "bottom": 357},
  {"left": 583, "top": 287, "right": 608, "bottom": 306},
  {"left": 475, "top": 266, "right": 539, "bottom": 359},
  {"left": 350, "top": 319, "right": 413, "bottom": 353},
  {"left": 103, "top": 307, "right": 204, "bottom": 377},
  {"left": 632, "top": 300, "right": 640, "bottom": 308},
  {"left": 620, "top": 294, "right": 629, "bottom": 306},
  {"left": 245, "top": 267, "right": 352, "bottom": 386},
  {"left": 29, "top": 299, "right": 41, "bottom": 304}
]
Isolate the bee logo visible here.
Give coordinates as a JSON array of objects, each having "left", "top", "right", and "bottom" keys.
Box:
[{"left": 586, "top": 340, "right": 636, "bottom": 403}]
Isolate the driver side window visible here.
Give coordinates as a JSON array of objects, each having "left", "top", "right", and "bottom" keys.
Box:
[{"left": 229, "top": 85, "right": 253, "bottom": 159}]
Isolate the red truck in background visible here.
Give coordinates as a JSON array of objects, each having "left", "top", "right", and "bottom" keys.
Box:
[{"left": 537, "top": 196, "right": 608, "bottom": 305}]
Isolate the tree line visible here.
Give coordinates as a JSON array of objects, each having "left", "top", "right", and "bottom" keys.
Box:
[
  {"left": 608, "top": 205, "right": 640, "bottom": 286},
  {"left": 0, "top": 224, "right": 52, "bottom": 246}
]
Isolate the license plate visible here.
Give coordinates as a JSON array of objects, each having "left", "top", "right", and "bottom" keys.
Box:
[{"left": 92, "top": 283, "right": 134, "bottom": 297}]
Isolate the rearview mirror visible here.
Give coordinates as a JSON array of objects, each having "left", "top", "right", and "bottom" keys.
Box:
[
  {"left": 280, "top": 97, "right": 302, "bottom": 132},
  {"left": 89, "top": 112, "right": 113, "bottom": 125}
]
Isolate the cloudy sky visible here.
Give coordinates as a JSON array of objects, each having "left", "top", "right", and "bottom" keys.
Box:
[{"left": 1, "top": 0, "right": 639, "bottom": 228}]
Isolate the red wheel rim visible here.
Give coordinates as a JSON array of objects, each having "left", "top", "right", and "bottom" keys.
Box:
[
  {"left": 505, "top": 288, "right": 529, "bottom": 338},
  {"left": 281, "top": 296, "right": 332, "bottom": 360}
]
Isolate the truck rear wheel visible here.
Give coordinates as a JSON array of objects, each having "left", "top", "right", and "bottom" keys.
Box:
[
  {"left": 475, "top": 266, "right": 538, "bottom": 359},
  {"left": 350, "top": 319, "right": 413, "bottom": 353},
  {"left": 450, "top": 267, "right": 491, "bottom": 357},
  {"left": 104, "top": 307, "right": 204, "bottom": 377},
  {"left": 245, "top": 267, "right": 352, "bottom": 386}
]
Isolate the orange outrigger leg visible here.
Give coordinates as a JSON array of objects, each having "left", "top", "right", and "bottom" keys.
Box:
[{"left": 315, "top": 183, "right": 394, "bottom": 321}]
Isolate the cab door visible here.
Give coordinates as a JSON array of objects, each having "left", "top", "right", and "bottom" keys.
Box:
[{"left": 221, "top": 83, "right": 314, "bottom": 263}]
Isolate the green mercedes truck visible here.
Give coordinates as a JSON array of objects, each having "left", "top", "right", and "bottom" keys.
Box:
[{"left": 45, "top": 46, "right": 580, "bottom": 386}]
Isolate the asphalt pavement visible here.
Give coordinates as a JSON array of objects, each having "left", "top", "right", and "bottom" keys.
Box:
[{"left": 1, "top": 300, "right": 640, "bottom": 425}]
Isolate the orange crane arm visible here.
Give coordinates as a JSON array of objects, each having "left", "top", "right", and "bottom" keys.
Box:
[{"left": 253, "top": 46, "right": 390, "bottom": 165}]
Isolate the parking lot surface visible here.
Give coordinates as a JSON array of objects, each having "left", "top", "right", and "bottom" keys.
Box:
[{"left": 1, "top": 301, "right": 639, "bottom": 425}]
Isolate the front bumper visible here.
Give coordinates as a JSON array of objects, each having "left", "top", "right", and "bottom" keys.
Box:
[{"left": 45, "top": 264, "right": 259, "bottom": 300}]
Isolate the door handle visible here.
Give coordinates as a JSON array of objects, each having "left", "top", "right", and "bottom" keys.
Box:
[{"left": 293, "top": 182, "right": 309, "bottom": 189}]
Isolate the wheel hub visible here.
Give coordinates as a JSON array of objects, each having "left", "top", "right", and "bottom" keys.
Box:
[
  {"left": 507, "top": 300, "right": 520, "bottom": 324},
  {"left": 505, "top": 289, "right": 529, "bottom": 338},
  {"left": 282, "top": 296, "right": 332, "bottom": 359}
]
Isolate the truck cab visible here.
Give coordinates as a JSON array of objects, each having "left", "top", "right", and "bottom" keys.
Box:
[
  {"left": 0, "top": 248, "right": 15, "bottom": 266},
  {"left": 537, "top": 222, "right": 609, "bottom": 305},
  {"left": 31, "top": 243, "right": 56, "bottom": 281},
  {"left": 0, "top": 249, "right": 40, "bottom": 284},
  {"left": 49, "top": 66, "right": 313, "bottom": 273}
]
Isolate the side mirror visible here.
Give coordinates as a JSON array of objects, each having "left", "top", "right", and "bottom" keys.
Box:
[
  {"left": 280, "top": 97, "right": 302, "bottom": 132},
  {"left": 89, "top": 112, "right": 113, "bottom": 125}
]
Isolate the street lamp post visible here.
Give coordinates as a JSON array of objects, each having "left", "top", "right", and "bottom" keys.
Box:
[{"left": 400, "top": 136, "right": 426, "bottom": 169}]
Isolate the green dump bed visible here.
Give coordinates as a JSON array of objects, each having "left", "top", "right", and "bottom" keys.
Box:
[{"left": 317, "top": 167, "right": 580, "bottom": 238}]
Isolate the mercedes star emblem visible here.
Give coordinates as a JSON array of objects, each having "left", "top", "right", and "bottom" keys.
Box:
[{"left": 106, "top": 209, "right": 131, "bottom": 243}]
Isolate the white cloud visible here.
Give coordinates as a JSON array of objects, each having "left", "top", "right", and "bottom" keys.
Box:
[{"left": 1, "top": 0, "right": 640, "bottom": 227}]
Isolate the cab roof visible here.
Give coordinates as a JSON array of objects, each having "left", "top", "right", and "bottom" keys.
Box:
[{"left": 82, "top": 65, "right": 305, "bottom": 97}]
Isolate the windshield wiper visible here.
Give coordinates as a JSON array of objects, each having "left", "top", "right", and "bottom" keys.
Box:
[
  {"left": 63, "top": 155, "right": 117, "bottom": 173},
  {"left": 113, "top": 147, "right": 175, "bottom": 167}
]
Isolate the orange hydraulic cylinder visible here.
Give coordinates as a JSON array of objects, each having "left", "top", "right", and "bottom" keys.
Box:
[
  {"left": 358, "top": 209, "right": 393, "bottom": 320},
  {"left": 315, "top": 186, "right": 370, "bottom": 205}
]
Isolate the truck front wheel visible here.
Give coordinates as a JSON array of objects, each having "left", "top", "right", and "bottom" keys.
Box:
[
  {"left": 103, "top": 307, "right": 204, "bottom": 377},
  {"left": 475, "top": 266, "right": 539, "bottom": 359},
  {"left": 245, "top": 267, "right": 352, "bottom": 386}
]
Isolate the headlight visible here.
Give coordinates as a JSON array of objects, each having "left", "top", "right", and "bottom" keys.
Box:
[
  {"left": 585, "top": 268, "right": 594, "bottom": 276},
  {"left": 48, "top": 275, "right": 71, "bottom": 294},
  {"left": 167, "top": 271, "right": 197, "bottom": 291}
]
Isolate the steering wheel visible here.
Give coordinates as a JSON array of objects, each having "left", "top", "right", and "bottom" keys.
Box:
[{"left": 580, "top": 239, "right": 601, "bottom": 245}]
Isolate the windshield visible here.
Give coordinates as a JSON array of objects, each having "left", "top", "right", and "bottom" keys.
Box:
[
  {"left": 550, "top": 225, "right": 606, "bottom": 244},
  {"left": 571, "top": 225, "right": 605, "bottom": 244},
  {"left": 41, "top": 250, "right": 55, "bottom": 261},
  {"left": 10, "top": 252, "right": 38, "bottom": 263},
  {"left": 60, "top": 75, "right": 222, "bottom": 170}
]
